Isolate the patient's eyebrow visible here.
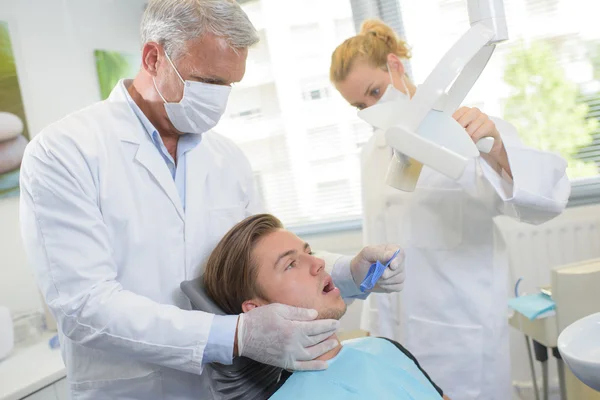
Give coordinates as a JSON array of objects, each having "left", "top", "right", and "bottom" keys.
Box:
[{"left": 274, "top": 243, "right": 310, "bottom": 269}]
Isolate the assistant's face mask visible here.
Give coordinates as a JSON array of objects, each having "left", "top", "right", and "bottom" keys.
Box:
[
  {"left": 377, "top": 63, "right": 410, "bottom": 105},
  {"left": 153, "top": 52, "right": 231, "bottom": 134},
  {"left": 357, "top": 63, "right": 412, "bottom": 131}
]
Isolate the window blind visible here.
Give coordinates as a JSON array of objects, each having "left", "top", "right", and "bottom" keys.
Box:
[{"left": 220, "top": 0, "right": 366, "bottom": 228}]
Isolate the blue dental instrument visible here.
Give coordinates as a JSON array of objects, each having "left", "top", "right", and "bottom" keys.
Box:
[{"left": 360, "top": 249, "right": 402, "bottom": 292}]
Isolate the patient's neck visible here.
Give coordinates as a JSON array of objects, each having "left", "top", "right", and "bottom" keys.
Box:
[{"left": 315, "top": 334, "right": 342, "bottom": 361}]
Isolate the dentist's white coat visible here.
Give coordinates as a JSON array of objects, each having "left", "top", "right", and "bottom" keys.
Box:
[
  {"left": 360, "top": 118, "right": 570, "bottom": 400},
  {"left": 18, "top": 81, "right": 350, "bottom": 400}
]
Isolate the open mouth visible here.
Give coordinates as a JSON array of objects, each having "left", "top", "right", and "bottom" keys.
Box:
[{"left": 322, "top": 277, "right": 336, "bottom": 295}]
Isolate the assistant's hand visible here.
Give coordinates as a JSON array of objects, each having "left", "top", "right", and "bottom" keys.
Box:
[
  {"left": 350, "top": 245, "right": 405, "bottom": 293},
  {"left": 453, "top": 106, "right": 512, "bottom": 177},
  {"left": 235, "top": 303, "right": 339, "bottom": 371}
]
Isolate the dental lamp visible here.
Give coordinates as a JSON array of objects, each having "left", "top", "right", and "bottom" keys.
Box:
[{"left": 358, "top": 0, "right": 508, "bottom": 191}]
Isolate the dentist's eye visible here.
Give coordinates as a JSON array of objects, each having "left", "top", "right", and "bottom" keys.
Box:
[{"left": 370, "top": 87, "right": 380, "bottom": 97}]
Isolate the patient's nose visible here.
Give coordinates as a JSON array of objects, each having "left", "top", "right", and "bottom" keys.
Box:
[{"left": 309, "top": 255, "right": 325, "bottom": 276}]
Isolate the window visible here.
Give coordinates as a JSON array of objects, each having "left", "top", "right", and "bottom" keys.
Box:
[
  {"left": 230, "top": 108, "right": 262, "bottom": 120},
  {"left": 235, "top": 134, "right": 303, "bottom": 222},
  {"left": 309, "top": 156, "right": 362, "bottom": 220},
  {"left": 437, "top": 0, "right": 468, "bottom": 38},
  {"left": 216, "top": 0, "right": 365, "bottom": 228},
  {"left": 309, "top": 90, "right": 322, "bottom": 100},
  {"left": 250, "top": 30, "right": 271, "bottom": 65},
  {"left": 525, "top": 0, "right": 559, "bottom": 17},
  {"left": 253, "top": 171, "right": 266, "bottom": 206},
  {"left": 222, "top": 83, "right": 280, "bottom": 129},
  {"left": 579, "top": 92, "right": 600, "bottom": 170},
  {"left": 306, "top": 125, "right": 344, "bottom": 161},
  {"left": 352, "top": 120, "right": 373, "bottom": 149},
  {"left": 334, "top": 17, "right": 355, "bottom": 43},
  {"left": 302, "top": 87, "right": 331, "bottom": 101},
  {"left": 222, "top": 0, "right": 599, "bottom": 231},
  {"left": 391, "top": 0, "right": 600, "bottom": 187},
  {"left": 315, "top": 180, "right": 354, "bottom": 217},
  {"left": 300, "top": 76, "right": 333, "bottom": 101},
  {"left": 290, "top": 23, "right": 322, "bottom": 58}
]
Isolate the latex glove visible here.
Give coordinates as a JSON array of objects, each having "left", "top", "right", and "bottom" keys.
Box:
[
  {"left": 350, "top": 245, "right": 405, "bottom": 293},
  {"left": 236, "top": 303, "right": 340, "bottom": 371}
]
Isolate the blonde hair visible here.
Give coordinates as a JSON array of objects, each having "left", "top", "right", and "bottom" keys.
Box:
[{"left": 330, "top": 19, "right": 411, "bottom": 83}]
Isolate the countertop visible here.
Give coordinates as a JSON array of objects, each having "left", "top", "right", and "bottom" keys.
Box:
[{"left": 0, "top": 332, "right": 66, "bottom": 400}]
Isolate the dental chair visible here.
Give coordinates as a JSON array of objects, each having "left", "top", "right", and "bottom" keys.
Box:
[{"left": 180, "top": 277, "right": 287, "bottom": 400}]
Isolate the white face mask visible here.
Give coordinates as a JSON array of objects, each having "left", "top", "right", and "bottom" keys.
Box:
[
  {"left": 153, "top": 52, "right": 232, "bottom": 134},
  {"left": 357, "top": 63, "right": 412, "bottom": 130},
  {"left": 377, "top": 64, "right": 410, "bottom": 105}
]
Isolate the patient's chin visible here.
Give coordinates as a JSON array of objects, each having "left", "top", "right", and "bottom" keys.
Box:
[{"left": 317, "top": 304, "right": 348, "bottom": 321}]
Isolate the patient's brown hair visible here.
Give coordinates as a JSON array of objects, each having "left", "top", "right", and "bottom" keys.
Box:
[{"left": 203, "top": 214, "right": 283, "bottom": 314}]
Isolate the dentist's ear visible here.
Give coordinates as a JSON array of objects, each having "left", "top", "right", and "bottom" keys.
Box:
[{"left": 141, "top": 42, "right": 162, "bottom": 76}]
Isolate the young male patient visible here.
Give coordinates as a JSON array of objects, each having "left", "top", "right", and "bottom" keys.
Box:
[{"left": 204, "top": 214, "right": 449, "bottom": 400}]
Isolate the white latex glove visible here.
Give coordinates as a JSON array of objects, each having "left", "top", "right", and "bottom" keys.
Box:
[
  {"left": 350, "top": 244, "right": 405, "bottom": 293},
  {"left": 236, "top": 303, "right": 340, "bottom": 371}
]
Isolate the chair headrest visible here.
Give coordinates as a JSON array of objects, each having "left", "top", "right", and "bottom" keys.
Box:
[
  {"left": 180, "top": 276, "right": 225, "bottom": 315},
  {"left": 180, "top": 276, "right": 285, "bottom": 399}
]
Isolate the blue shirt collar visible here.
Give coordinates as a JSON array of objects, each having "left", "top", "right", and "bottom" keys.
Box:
[{"left": 120, "top": 79, "right": 203, "bottom": 155}]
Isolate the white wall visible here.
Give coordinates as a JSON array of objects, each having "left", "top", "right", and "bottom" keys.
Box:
[
  {"left": 0, "top": 0, "right": 147, "bottom": 314},
  {"left": 0, "top": 196, "right": 39, "bottom": 313}
]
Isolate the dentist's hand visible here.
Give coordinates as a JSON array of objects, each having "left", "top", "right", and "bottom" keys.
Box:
[
  {"left": 235, "top": 303, "right": 339, "bottom": 371},
  {"left": 350, "top": 245, "right": 405, "bottom": 293}
]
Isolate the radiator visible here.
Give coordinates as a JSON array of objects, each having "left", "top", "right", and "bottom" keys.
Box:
[{"left": 496, "top": 204, "right": 600, "bottom": 295}]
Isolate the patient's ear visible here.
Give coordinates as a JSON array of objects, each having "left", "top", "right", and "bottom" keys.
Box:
[{"left": 242, "top": 298, "right": 267, "bottom": 313}]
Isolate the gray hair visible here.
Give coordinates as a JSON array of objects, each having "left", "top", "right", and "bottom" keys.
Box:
[{"left": 141, "top": 0, "right": 259, "bottom": 59}]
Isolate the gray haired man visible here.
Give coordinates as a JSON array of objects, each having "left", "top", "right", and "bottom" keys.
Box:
[{"left": 19, "top": 1, "right": 405, "bottom": 398}]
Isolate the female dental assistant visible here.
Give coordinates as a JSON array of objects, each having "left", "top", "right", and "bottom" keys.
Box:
[{"left": 330, "top": 19, "right": 570, "bottom": 400}]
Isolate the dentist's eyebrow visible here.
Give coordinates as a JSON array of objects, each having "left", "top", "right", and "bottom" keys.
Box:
[{"left": 190, "top": 75, "right": 227, "bottom": 85}]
